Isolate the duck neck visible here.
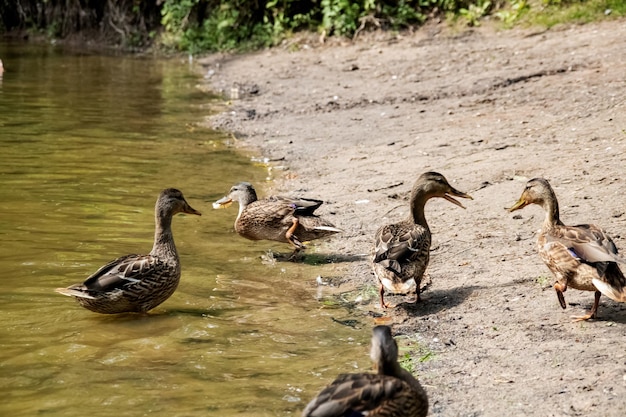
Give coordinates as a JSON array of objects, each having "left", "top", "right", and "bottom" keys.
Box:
[
  {"left": 237, "top": 191, "right": 258, "bottom": 220},
  {"left": 378, "top": 360, "right": 402, "bottom": 378},
  {"left": 150, "top": 210, "right": 178, "bottom": 260},
  {"left": 241, "top": 190, "right": 258, "bottom": 207},
  {"left": 236, "top": 202, "right": 246, "bottom": 222},
  {"left": 541, "top": 193, "right": 562, "bottom": 231},
  {"left": 409, "top": 186, "right": 429, "bottom": 229}
]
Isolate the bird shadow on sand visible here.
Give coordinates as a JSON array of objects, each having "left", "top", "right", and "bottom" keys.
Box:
[
  {"left": 383, "top": 285, "right": 479, "bottom": 318},
  {"left": 565, "top": 300, "right": 626, "bottom": 324}
]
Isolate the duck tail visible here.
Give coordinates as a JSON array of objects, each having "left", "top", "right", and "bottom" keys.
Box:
[
  {"left": 592, "top": 278, "right": 626, "bottom": 302},
  {"left": 55, "top": 287, "right": 97, "bottom": 299},
  {"left": 378, "top": 259, "right": 402, "bottom": 275}
]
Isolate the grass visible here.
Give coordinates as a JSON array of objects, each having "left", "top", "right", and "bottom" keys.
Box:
[
  {"left": 535, "top": 275, "right": 551, "bottom": 287},
  {"left": 395, "top": 333, "right": 435, "bottom": 374},
  {"left": 508, "top": 0, "right": 626, "bottom": 28}
]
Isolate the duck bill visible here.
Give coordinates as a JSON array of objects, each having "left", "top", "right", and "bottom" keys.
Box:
[
  {"left": 212, "top": 196, "right": 233, "bottom": 210},
  {"left": 507, "top": 198, "right": 528, "bottom": 212},
  {"left": 444, "top": 189, "right": 473, "bottom": 209},
  {"left": 183, "top": 202, "right": 202, "bottom": 216}
]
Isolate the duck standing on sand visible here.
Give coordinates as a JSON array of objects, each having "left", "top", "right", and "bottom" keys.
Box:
[
  {"left": 373, "top": 172, "right": 473, "bottom": 308},
  {"left": 213, "top": 182, "right": 341, "bottom": 257},
  {"left": 56, "top": 188, "right": 201, "bottom": 314},
  {"left": 302, "top": 325, "right": 428, "bottom": 417},
  {"left": 508, "top": 177, "right": 626, "bottom": 321}
]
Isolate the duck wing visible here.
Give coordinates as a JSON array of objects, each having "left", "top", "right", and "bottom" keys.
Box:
[
  {"left": 541, "top": 228, "right": 626, "bottom": 302},
  {"left": 266, "top": 196, "right": 324, "bottom": 215},
  {"left": 538, "top": 236, "right": 581, "bottom": 278},
  {"left": 249, "top": 196, "right": 330, "bottom": 229},
  {"left": 374, "top": 224, "right": 429, "bottom": 275},
  {"left": 303, "top": 373, "right": 424, "bottom": 417},
  {"left": 550, "top": 224, "right": 626, "bottom": 265},
  {"left": 291, "top": 197, "right": 324, "bottom": 215},
  {"left": 246, "top": 196, "right": 321, "bottom": 222},
  {"left": 81, "top": 254, "right": 163, "bottom": 293}
]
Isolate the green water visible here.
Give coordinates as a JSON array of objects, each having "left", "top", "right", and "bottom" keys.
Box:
[{"left": 0, "top": 43, "right": 368, "bottom": 416}]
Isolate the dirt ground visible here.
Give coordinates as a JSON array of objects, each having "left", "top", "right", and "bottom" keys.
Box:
[{"left": 199, "top": 19, "right": 626, "bottom": 417}]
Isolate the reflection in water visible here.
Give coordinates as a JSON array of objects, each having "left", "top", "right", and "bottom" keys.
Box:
[{"left": 0, "top": 43, "right": 369, "bottom": 416}]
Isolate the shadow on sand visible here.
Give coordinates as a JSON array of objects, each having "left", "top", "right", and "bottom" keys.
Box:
[{"left": 383, "top": 285, "right": 479, "bottom": 318}]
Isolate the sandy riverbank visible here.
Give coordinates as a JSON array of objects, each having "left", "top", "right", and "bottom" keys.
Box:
[{"left": 199, "top": 20, "right": 626, "bottom": 416}]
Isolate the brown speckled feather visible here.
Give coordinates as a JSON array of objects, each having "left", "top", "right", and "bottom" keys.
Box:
[
  {"left": 215, "top": 182, "right": 341, "bottom": 251},
  {"left": 372, "top": 172, "right": 472, "bottom": 308},
  {"left": 302, "top": 326, "right": 428, "bottom": 417},
  {"left": 509, "top": 178, "right": 626, "bottom": 320},
  {"left": 61, "top": 254, "right": 180, "bottom": 314},
  {"left": 237, "top": 196, "right": 336, "bottom": 243},
  {"left": 546, "top": 223, "right": 625, "bottom": 265},
  {"left": 303, "top": 373, "right": 426, "bottom": 417},
  {"left": 539, "top": 225, "right": 626, "bottom": 298},
  {"left": 55, "top": 188, "right": 201, "bottom": 314},
  {"left": 373, "top": 221, "right": 431, "bottom": 295}
]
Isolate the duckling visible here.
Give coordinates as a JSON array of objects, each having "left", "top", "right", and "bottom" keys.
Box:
[
  {"left": 373, "top": 172, "right": 472, "bottom": 308},
  {"left": 302, "top": 325, "right": 428, "bottom": 417},
  {"left": 55, "top": 188, "right": 201, "bottom": 314},
  {"left": 213, "top": 182, "right": 341, "bottom": 257},
  {"left": 508, "top": 178, "right": 626, "bottom": 321}
]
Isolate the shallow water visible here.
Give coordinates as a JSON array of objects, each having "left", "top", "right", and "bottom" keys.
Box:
[{"left": 0, "top": 43, "right": 369, "bottom": 416}]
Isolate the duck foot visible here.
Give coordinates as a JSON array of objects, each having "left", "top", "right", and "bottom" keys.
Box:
[
  {"left": 571, "top": 291, "right": 601, "bottom": 322},
  {"left": 287, "top": 249, "right": 304, "bottom": 262},
  {"left": 379, "top": 287, "right": 421, "bottom": 309},
  {"left": 285, "top": 218, "right": 305, "bottom": 248},
  {"left": 379, "top": 285, "right": 390, "bottom": 309},
  {"left": 571, "top": 313, "right": 596, "bottom": 322}
]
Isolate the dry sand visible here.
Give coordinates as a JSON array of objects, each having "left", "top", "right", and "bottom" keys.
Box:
[{"left": 200, "top": 19, "right": 626, "bottom": 416}]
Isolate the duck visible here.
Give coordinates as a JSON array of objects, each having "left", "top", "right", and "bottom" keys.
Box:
[
  {"left": 302, "top": 325, "right": 428, "bottom": 417},
  {"left": 508, "top": 177, "right": 626, "bottom": 321},
  {"left": 55, "top": 188, "right": 201, "bottom": 314},
  {"left": 373, "top": 172, "right": 472, "bottom": 308},
  {"left": 213, "top": 182, "right": 341, "bottom": 257}
]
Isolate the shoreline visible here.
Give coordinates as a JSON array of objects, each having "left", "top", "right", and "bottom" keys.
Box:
[{"left": 199, "top": 20, "right": 626, "bottom": 416}]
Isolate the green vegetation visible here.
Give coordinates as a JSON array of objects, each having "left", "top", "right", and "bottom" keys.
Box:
[
  {"left": 519, "top": 0, "right": 626, "bottom": 28},
  {"left": 396, "top": 333, "right": 434, "bottom": 373},
  {"left": 459, "top": 0, "right": 493, "bottom": 26},
  {"left": 535, "top": 275, "right": 551, "bottom": 287},
  {"left": 1, "top": 1, "right": 624, "bottom": 53}
]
